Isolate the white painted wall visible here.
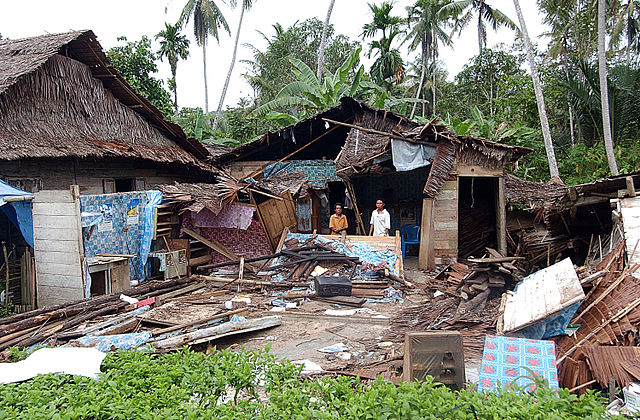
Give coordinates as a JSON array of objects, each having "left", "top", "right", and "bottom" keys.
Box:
[{"left": 33, "top": 188, "right": 84, "bottom": 307}]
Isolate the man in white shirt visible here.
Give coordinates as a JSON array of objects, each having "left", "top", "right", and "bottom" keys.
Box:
[{"left": 369, "top": 199, "right": 390, "bottom": 236}]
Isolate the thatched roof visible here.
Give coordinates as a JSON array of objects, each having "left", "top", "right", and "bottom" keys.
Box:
[
  {"left": 505, "top": 170, "right": 640, "bottom": 215},
  {"left": 0, "top": 30, "right": 212, "bottom": 172},
  {"left": 159, "top": 170, "right": 309, "bottom": 215},
  {"left": 505, "top": 173, "right": 569, "bottom": 212}
]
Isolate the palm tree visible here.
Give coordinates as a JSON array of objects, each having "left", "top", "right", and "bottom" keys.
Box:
[
  {"left": 610, "top": 0, "right": 640, "bottom": 62},
  {"left": 317, "top": 0, "right": 337, "bottom": 83},
  {"left": 362, "top": 2, "right": 405, "bottom": 87},
  {"left": 405, "top": 0, "right": 453, "bottom": 118},
  {"left": 156, "top": 23, "right": 190, "bottom": 110},
  {"left": 598, "top": 0, "right": 619, "bottom": 174},
  {"left": 444, "top": 0, "right": 516, "bottom": 54},
  {"left": 178, "top": 0, "right": 230, "bottom": 113},
  {"left": 512, "top": 0, "right": 559, "bottom": 179},
  {"left": 213, "top": 0, "right": 257, "bottom": 131}
]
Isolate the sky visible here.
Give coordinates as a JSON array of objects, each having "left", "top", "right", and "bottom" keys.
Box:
[{"left": 0, "top": 0, "right": 548, "bottom": 111}]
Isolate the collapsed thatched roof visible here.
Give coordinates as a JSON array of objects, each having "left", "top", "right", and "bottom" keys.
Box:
[
  {"left": 505, "top": 173, "right": 569, "bottom": 212},
  {"left": 159, "top": 170, "right": 309, "bottom": 215},
  {"left": 505, "top": 170, "right": 640, "bottom": 216},
  {"left": 0, "top": 30, "right": 212, "bottom": 172}
]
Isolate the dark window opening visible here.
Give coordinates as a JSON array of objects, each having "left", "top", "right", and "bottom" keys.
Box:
[{"left": 115, "top": 178, "right": 134, "bottom": 193}]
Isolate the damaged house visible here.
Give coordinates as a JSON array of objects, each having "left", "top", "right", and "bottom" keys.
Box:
[
  {"left": 213, "top": 97, "right": 530, "bottom": 270},
  {"left": 0, "top": 31, "right": 218, "bottom": 309}
]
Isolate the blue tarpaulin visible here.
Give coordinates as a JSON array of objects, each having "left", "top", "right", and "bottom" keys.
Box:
[{"left": 0, "top": 180, "right": 33, "bottom": 247}]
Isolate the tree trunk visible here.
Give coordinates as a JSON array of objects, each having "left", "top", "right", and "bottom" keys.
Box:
[
  {"left": 213, "top": 4, "right": 246, "bottom": 131},
  {"left": 317, "top": 0, "right": 336, "bottom": 83},
  {"left": 410, "top": 41, "right": 427, "bottom": 119},
  {"left": 171, "top": 63, "right": 178, "bottom": 109},
  {"left": 598, "top": 0, "right": 619, "bottom": 174},
  {"left": 478, "top": 14, "right": 484, "bottom": 54},
  {"left": 513, "top": 0, "right": 560, "bottom": 179},
  {"left": 562, "top": 53, "right": 575, "bottom": 146},
  {"left": 431, "top": 40, "right": 437, "bottom": 116},
  {"left": 203, "top": 43, "right": 209, "bottom": 114}
]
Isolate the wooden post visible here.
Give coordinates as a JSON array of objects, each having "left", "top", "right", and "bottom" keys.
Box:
[
  {"left": 495, "top": 177, "right": 507, "bottom": 256},
  {"left": 418, "top": 198, "right": 435, "bottom": 270},
  {"left": 344, "top": 180, "right": 365, "bottom": 235},
  {"left": 162, "top": 236, "right": 182, "bottom": 280},
  {"left": 626, "top": 176, "right": 636, "bottom": 198},
  {"left": 2, "top": 242, "right": 8, "bottom": 308}
]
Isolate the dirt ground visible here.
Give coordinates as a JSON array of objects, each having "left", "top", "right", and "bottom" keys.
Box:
[{"left": 213, "top": 257, "right": 482, "bottom": 383}]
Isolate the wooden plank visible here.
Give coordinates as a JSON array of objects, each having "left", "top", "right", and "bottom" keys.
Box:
[
  {"left": 344, "top": 180, "right": 366, "bottom": 235},
  {"left": 620, "top": 197, "right": 640, "bottom": 272},
  {"left": 418, "top": 198, "right": 434, "bottom": 270},
  {"left": 152, "top": 315, "right": 282, "bottom": 349},
  {"left": 32, "top": 202, "right": 78, "bottom": 216},
  {"left": 34, "top": 251, "right": 81, "bottom": 265},
  {"left": 33, "top": 228, "right": 82, "bottom": 241},
  {"left": 257, "top": 191, "right": 297, "bottom": 250},
  {"left": 454, "top": 164, "right": 503, "bottom": 177},
  {"left": 501, "top": 258, "right": 584, "bottom": 333},
  {"left": 496, "top": 176, "right": 507, "bottom": 255}
]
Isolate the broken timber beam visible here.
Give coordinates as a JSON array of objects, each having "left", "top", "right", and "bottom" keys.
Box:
[{"left": 182, "top": 227, "right": 258, "bottom": 272}]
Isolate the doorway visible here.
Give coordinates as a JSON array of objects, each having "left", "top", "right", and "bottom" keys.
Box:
[{"left": 458, "top": 177, "right": 498, "bottom": 258}]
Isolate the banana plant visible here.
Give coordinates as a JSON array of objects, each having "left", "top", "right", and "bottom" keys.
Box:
[{"left": 249, "top": 46, "right": 365, "bottom": 123}]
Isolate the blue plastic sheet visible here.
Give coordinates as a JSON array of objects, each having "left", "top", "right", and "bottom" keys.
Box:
[
  {"left": 76, "top": 332, "right": 153, "bottom": 352},
  {"left": 0, "top": 180, "right": 33, "bottom": 247},
  {"left": 278, "top": 232, "right": 398, "bottom": 277},
  {"left": 80, "top": 190, "right": 162, "bottom": 283}
]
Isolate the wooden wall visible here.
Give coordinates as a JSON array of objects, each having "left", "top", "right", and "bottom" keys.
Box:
[
  {"left": 432, "top": 178, "right": 459, "bottom": 266},
  {"left": 1, "top": 158, "right": 211, "bottom": 194},
  {"left": 228, "top": 161, "right": 275, "bottom": 180},
  {"left": 33, "top": 187, "right": 85, "bottom": 307}
]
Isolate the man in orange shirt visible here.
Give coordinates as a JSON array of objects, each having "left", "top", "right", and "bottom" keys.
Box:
[{"left": 329, "top": 203, "right": 348, "bottom": 235}]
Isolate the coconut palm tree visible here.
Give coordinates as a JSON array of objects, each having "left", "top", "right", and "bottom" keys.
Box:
[
  {"left": 212, "top": 0, "right": 257, "bottom": 131},
  {"left": 405, "top": 0, "right": 453, "bottom": 118},
  {"left": 512, "top": 0, "right": 559, "bottom": 179},
  {"left": 598, "top": 0, "right": 619, "bottom": 174},
  {"left": 156, "top": 23, "right": 190, "bottom": 110},
  {"left": 178, "top": 0, "right": 230, "bottom": 113},
  {"left": 444, "top": 0, "right": 516, "bottom": 54},
  {"left": 362, "top": 1, "right": 405, "bottom": 87},
  {"left": 610, "top": 0, "right": 640, "bottom": 62},
  {"left": 317, "top": 0, "right": 337, "bottom": 83}
]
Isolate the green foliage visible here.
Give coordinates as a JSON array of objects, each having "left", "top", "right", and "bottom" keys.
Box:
[
  {"left": 156, "top": 22, "right": 190, "bottom": 108},
  {"left": 566, "top": 61, "right": 640, "bottom": 145},
  {"left": 244, "top": 18, "right": 360, "bottom": 104},
  {"left": 560, "top": 139, "right": 640, "bottom": 184},
  {"left": 107, "top": 36, "right": 175, "bottom": 116},
  {"left": 362, "top": 1, "right": 405, "bottom": 87},
  {"left": 0, "top": 304, "right": 12, "bottom": 319},
  {"left": 0, "top": 348, "right": 613, "bottom": 419},
  {"left": 177, "top": 0, "right": 229, "bottom": 45},
  {"left": 439, "top": 48, "right": 530, "bottom": 120},
  {"left": 249, "top": 47, "right": 365, "bottom": 122},
  {"left": 173, "top": 107, "right": 215, "bottom": 141}
]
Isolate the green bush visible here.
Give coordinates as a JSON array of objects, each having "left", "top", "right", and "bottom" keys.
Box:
[{"left": 0, "top": 348, "right": 615, "bottom": 419}]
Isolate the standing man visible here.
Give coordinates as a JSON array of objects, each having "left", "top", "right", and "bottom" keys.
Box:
[{"left": 369, "top": 199, "right": 390, "bottom": 237}]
